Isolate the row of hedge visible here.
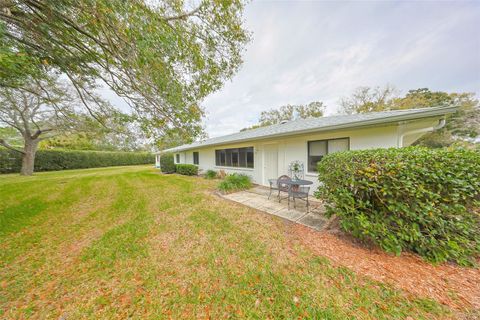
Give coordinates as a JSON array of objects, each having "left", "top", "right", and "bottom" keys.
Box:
[
  {"left": 316, "top": 147, "right": 480, "bottom": 266},
  {"left": 159, "top": 153, "right": 199, "bottom": 176},
  {"left": 0, "top": 149, "right": 154, "bottom": 173}
]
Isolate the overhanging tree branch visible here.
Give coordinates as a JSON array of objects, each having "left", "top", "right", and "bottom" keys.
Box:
[{"left": 0, "top": 138, "right": 25, "bottom": 154}]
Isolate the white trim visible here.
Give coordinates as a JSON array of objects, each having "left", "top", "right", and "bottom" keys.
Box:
[{"left": 214, "top": 166, "right": 254, "bottom": 172}]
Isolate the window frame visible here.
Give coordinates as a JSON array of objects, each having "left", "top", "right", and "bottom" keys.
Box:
[
  {"left": 175, "top": 153, "right": 180, "bottom": 164},
  {"left": 193, "top": 152, "right": 199, "bottom": 165},
  {"left": 307, "top": 137, "right": 350, "bottom": 173},
  {"left": 215, "top": 147, "right": 254, "bottom": 169}
]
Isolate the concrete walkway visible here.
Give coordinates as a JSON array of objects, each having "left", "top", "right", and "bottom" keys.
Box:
[{"left": 221, "top": 186, "right": 328, "bottom": 231}]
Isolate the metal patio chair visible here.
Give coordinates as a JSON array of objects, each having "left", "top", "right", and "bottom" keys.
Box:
[
  {"left": 268, "top": 178, "right": 279, "bottom": 200},
  {"left": 277, "top": 175, "right": 291, "bottom": 203},
  {"left": 289, "top": 186, "right": 310, "bottom": 213}
]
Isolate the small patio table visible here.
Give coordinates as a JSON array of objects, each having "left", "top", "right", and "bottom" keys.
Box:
[{"left": 283, "top": 179, "right": 313, "bottom": 188}]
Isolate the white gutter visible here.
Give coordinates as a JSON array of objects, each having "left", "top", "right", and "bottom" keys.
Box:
[{"left": 397, "top": 118, "right": 446, "bottom": 147}]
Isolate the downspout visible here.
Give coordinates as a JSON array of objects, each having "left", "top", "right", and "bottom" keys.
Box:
[{"left": 398, "top": 118, "right": 446, "bottom": 147}]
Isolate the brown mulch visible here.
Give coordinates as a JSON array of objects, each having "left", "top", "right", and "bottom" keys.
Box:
[{"left": 291, "top": 223, "right": 480, "bottom": 311}]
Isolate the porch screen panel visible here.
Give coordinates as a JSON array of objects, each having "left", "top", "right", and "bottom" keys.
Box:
[
  {"left": 215, "top": 147, "right": 254, "bottom": 168},
  {"left": 231, "top": 149, "right": 239, "bottom": 167},
  {"left": 225, "top": 149, "right": 232, "bottom": 166},
  {"left": 246, "top": 147, "right": 254, "bottom": 168},
  {"left": 239, "top": 149, "right": 247, "bottom": 167},
  {"left": 220, "top": 150, "right": 226, "bottom": 166}
]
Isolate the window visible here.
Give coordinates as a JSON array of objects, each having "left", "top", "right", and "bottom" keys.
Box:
[
  {"left": 308, "top": 138, "right": 349, "bottom": 172},
  {"left": 215, "top": 147, "right": 254, "bottom": 168},
  {"left": 176, "top": 154, "right": 180, "bottom": 163},
  {"left": 193, "top": 152, "right": 199, "bottom": 165}
]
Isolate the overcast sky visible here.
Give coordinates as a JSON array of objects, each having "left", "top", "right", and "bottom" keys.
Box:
[{"left": 200, "top": 0, "right": 480, "bottom": 138}]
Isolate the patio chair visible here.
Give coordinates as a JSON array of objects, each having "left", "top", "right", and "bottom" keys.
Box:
[
  {"left": 289, "top": 186, "right": 310, "bottom": 213},
  {"left": 268, "top": 178, "right": 279, "bottom": 200},
  {"left": 277, "top": 175, "right": 291, "bottom": 203}
]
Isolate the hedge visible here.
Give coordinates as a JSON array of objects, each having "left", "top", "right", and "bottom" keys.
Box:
[
  {"left": 159, "top": 153, "right": 176, "bottom": 173},
  {"left": 175, "top": 164, "right": 198, "bottom": 176},
  {"left": 316, "top": 147, "right": 480, "bottom": 266},
  {"left": 0, "top": 148, "right": 154, "bottom": 174}
]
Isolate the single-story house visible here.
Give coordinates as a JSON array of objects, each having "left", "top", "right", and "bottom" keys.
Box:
[{"left": 157, "top": 106, "right": 456, "bottom": 193}]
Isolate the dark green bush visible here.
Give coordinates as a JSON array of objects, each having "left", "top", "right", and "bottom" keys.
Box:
[
  {"left": 175, "top": 164, "right": 198, "bottom": 176},
  {"left": 159, "top": 153, "right": 176, "bottom": 173},
  {"left": 0, "top": 148, "right": 153, "bottom": 174},
  {"left": 218, "top": 173, "right": 252, "bottom": 193},
  {"left": 204, "top": 169, "right": 217, "bottom": 179},
  {"left": 316, "top": 147, "right": 480, "bottom": 266}
]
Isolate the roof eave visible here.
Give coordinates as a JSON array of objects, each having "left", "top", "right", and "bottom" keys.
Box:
[{"left": 159, "top": 106, "right": 457, "bottom": 154}]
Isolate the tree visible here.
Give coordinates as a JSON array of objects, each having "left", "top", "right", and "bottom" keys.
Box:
[
  {"left": 0, "top": 76, "right": 105, "bottom": 175},
  {"left": 241, "top": 101, "right": 326, "bottom": 131},
  {"left": 0, "top": 0, "right": 250, "bottom": 142},
  {"left": 339, "top": 85, "right": 397, "bottom": 114},
  {"left": 40, "top": 113, "right": 152, "bottom": 152},
  {"left": 393, "top": 89, "right": 479, "bottom": 144},
  {"left": 339, "top": 86, "right": 480, "bottom": 147}
]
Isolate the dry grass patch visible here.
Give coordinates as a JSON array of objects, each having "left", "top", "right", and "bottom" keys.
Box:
[{"left": 0, "top": 166, "right": 457, "bottom": 319}]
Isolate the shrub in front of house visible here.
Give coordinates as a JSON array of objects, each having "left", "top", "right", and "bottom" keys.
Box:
[
  {"left": 175, "top": 164, "right": 198, "bottom": 176},
  {"left": 159, "top": 153, "right": 176, "bottom": 173},
  {"left": 218, "top": 173, "right": 252, "bottom": 193},
  {"left": 204, "top": 169, "right": 218, "bottom": 179},
  {"left": 0, "top": 148, "right": 153, "bottom": 173},
  {"left": 316, "top": 147, "right": 480, "bottom": 266}
]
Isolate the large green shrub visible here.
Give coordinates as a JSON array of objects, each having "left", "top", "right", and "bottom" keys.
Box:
[
  {"left": 316, "top": 147, "right": 480, "bottom": 266},
  {"left": 218, "top": 173, "right": 252, "bottom": 193},
  {"left": 0, "top": 148, "right": 153, "bottom": 174},
  {"left": 159, "top": 153, "right": 176, "bottom": 173},
  {"left": 175, "top": 164, "right": 198, "bottom": 176}
]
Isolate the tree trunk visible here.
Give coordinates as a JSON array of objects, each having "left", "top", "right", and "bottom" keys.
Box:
[{"left": 20, "top": 139, "right": 39, "bottom": 176}]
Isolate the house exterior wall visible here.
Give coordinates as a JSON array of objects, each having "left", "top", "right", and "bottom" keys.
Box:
[{"left": 169, "top": 117, "right": 442, "bottom": 194}]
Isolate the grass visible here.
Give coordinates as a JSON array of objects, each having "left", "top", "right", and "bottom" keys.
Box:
[{"left": 0, "top": 166, "right": 451, "bottom": 319}]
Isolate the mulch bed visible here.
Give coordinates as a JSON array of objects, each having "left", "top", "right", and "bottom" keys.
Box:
[{"left": 291, "top": 224, "right": 480, "bottom": 312}]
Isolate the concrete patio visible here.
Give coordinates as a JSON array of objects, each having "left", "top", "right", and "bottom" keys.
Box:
[{"left": 221, "top": 186, "right": 328, "bottom": 231}]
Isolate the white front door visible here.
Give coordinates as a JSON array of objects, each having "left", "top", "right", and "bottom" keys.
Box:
[{"left": 263, "top": 144, "right": 278, "bottom": 185}]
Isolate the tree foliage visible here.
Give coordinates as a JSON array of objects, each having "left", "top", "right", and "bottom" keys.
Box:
[
  {"left": 0, "top": 0, "right": 250, "bottom": 140},
  {"left": 340, "top": 86, "right": 480, "bottom": 147},
  {"left": 241, "top": 101, "right": 325, "bottom": 131},
  {"left": 40, "top": 113, "right": 152, "bottom": 152},
  {"left": 340, "top": 85, "right": 398, "bottom": 115},
  {"left": 0, "top": 76, "right": 84, "bottom": 174}
]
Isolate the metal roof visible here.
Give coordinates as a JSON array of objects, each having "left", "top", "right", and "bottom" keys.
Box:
[{"left": 161, "top": 106, "right": 456, "bottom": 153}]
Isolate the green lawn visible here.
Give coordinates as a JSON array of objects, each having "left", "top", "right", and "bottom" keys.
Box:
[{"left": 0, "top": 166, "right": 449, "bottom": 319}]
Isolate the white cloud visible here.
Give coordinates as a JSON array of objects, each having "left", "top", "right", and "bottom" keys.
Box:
[{"left": 201, "top": 1, "right": 479, "bottom": 137}]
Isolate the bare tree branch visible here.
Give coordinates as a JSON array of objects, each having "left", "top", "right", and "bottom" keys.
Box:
[
  {"left": 163, "top": 6, "right": 201, "bottom": 22},
  {"left": 0, "top": 138, "right": 25, "bottom": 154}
]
